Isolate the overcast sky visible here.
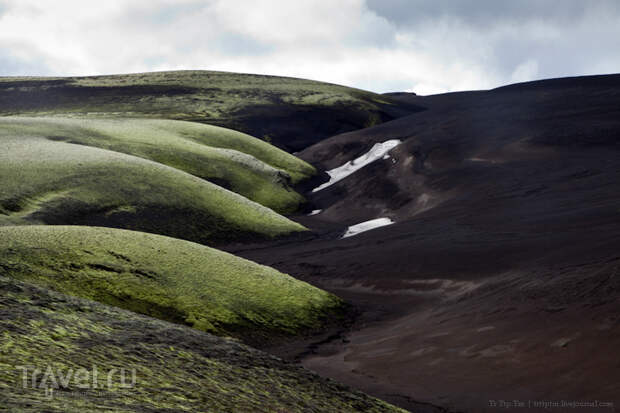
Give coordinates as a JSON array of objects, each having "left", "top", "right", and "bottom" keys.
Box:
[{"left": 1, "top": 0, "right": 619, "bottom": 94}]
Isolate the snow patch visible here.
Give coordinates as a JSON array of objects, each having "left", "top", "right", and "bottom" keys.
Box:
[
  {"left": 312, "top": 139, "right": 401, "bottom": 192},
  {"left": 307, "top": 209, "right": 322, "bottom": 216},
  {"left": 342, "top": 217, "right": 394, "bottom": 238},
  {"left": 467, "top": 157, "right": 500, "bottom": 164}
]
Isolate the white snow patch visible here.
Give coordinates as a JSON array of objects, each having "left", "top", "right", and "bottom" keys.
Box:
[
  {"left": 308, "top": 209, "right": 322, "bottom": 216},
  {"left": 312, "top": 139, "right": 401, "bottom": 192},
  {"left": 342, "top": 217, "right": 394, "bottom": 238},
  {"left": 467, "top": 157, "right": 500, "bottom": 164}
]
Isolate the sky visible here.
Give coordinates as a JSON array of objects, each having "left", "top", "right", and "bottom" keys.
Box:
[{"left": 0, "top": 0, "right": 619, "bottom": 95}]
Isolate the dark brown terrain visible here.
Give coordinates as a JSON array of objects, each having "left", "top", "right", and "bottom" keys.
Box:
[{"left": 227, "top": 74, "right": 620, "bottom": 412}]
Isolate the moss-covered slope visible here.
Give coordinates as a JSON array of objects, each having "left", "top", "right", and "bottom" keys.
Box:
[
  {"left": 0, "top": 70, "right": 423, "bottom": 151},
  {"left": 0, "top": 117, "right": 315, "bottom": 212},
  {"left": 0, "top": 133, "right": 305, "bottom": 244},
  {"left": 0, "top": 276, "right": 406, "bottom": 412},
  {"left": 0, "top": 226, "right": 343, "bottom": 342}
]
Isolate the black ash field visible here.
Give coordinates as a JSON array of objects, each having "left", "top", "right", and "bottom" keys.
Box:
[{"left": 1, "top": 70, "right": 619, "bottom": 412}]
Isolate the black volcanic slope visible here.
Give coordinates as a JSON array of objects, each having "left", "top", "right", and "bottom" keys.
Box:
[{"left": 228, "top": 74, "right": 620, "bottom": 412}]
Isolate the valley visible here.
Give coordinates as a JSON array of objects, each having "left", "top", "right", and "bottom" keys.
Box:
[{"left": 1, "top": 71, "right": 619, "bottom": 412}]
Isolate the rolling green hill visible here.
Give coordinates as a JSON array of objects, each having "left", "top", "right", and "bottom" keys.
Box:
[
  {"left": 0, "top": 70, "right": 422, "bottom": 151},
  {"left": 0, "top": 70, "right": 415, "bottom": 411},
  {"left": 0, "top": 133, "right": 305, "bottom": 244},
  {"left": 0, "top": 117, "right": 315, "bottom": 213},
  {"left": 0, "top": 226, "right": 343, "bottom": 342},
  {"left": 0, "top": 276, "right": 406, "bottom": 412}
]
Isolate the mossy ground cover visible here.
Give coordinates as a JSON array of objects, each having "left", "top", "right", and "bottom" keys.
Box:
[
  {"left": 0, "top": 225, "right": 344, "bottom": 342},
  {"left": 0, "top": 276, "right": 406, "bottom": 412},
  {"left": 0, "top": 70, "right": 421, "bottom": 150},
  {"left": 0, "top": 132, "right": 306, "bottom": 244},
  {"left": 0, "top": 117, "right": 315, "bottom": 212},
  {"left": 0, "top": 70, "right": 415, "bottom": 411},
  {"left": 0, "top": 70, "right": 394, "bottom": 119}
]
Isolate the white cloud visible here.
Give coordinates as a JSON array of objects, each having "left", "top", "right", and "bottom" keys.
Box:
[
  {"left": 0, "top": 0, "right": 618, "bottom": 94},
  {"left": 510, "top": 59, "right": 539, "bottom": 84}
]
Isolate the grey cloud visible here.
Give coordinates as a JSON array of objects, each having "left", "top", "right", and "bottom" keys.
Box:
[
  {"left": 342, "top": 11, "right": 397, "bottom": 49},
  {"left": 491, "top": 25, "right": 620, "bottom": 82},
  {"left": 0, "top": 1, "right": 618, "bottom": 94},
  {"left": 143, "top": 3, "right": 206, "bottom": 25},
  {"left": 113, "top": 3, "right": 273, "bottom": 58},
  {"left": 0, "top": 52, "right": 51, "bottom": 76},
  {"left": 212, "top": 33, "right": 274, "bottom": 56},
  {"left": 365, "top": 0, "right": 619, "bottom": 27},
  {"left": 121, "top": 2, "right": 207, "bottom": 28},
  {"left": 363, "top": 0, "right": 620, "bottom": 90}
]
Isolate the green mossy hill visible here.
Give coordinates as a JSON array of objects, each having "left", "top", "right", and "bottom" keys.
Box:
[
  {"left": 0, "top": 134, "right": 305, "bottom": 244},
  {"left": 0, "top": 225, "right": 344, "bottom": 342},
  {"left": 0, "top": 276, "right": 407, "bottom": 412},
  {"left": 0, "top": 117, "right": 315, "bottom": 212},
  {"left": 0, "top": 70, "right": 422, "bottom": 151}
]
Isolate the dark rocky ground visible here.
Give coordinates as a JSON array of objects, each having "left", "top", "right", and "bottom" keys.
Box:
[{"left": 226, "top": 74, "right": 620, "bottom": 412}]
